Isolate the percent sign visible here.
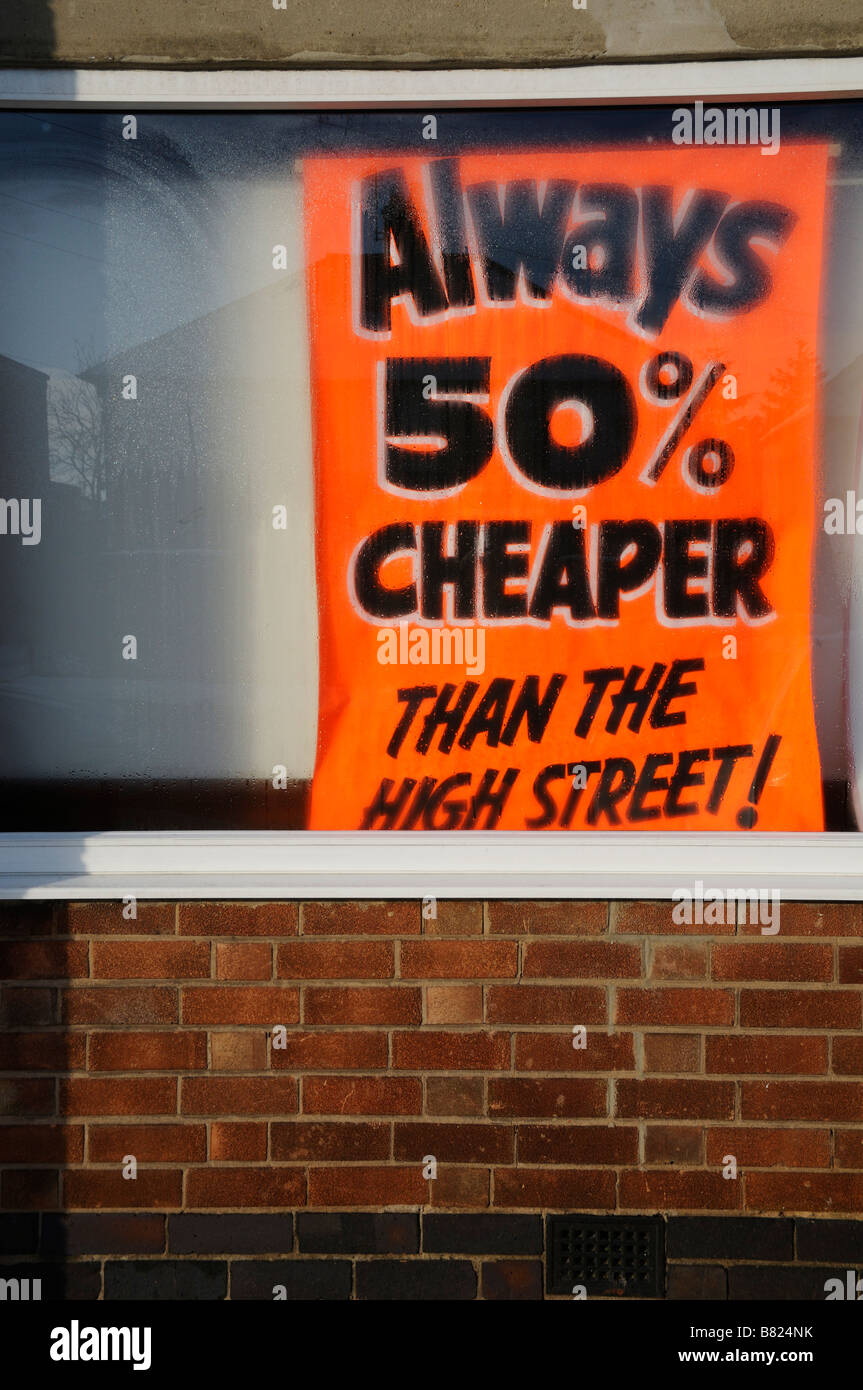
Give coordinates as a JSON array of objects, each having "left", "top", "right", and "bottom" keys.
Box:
[{"left": 637, "top": 350, "right": 733, "bottom": 490}]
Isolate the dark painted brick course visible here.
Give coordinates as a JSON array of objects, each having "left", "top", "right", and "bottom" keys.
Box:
[
  {"left": 231, "top": 1259, "right": 351, "bottom": 1300},
  {"left": 667, "top": 1216, "right": 793, "bottom": 1261},
  {"left": 104, "top": 1259, "right": 227, "bottom": 1300},
  {"left": 169, "top": 1214, "right": 294, "bottom": 1255},
  {"left": 795, "top": 1219, "right": 863, "bottom": 1263},
  {"left": 728, "top": 1265, "right": 835, "bottom": 1300},
  {"left": 0, "top": 1261, "right": 101, "bottom": 1300},
  {"left": 0, "top": 1214, "right": 37, "bottom": 1254},
  {"left": 42, "top": 1213, "right": 166, "bottom": 1256},
  {"left": 297, "top": 1213, "right": 418, "bottom": 1254},
  {"left": 482, "top": 1259, "right": 543, "bottom": 1300},
  {"left": 667, "top": 1264, "right": 728, "bottom": 1299},
  {"left": 423, "top": 1213, "right": 543, "bottom": 1255},
  {"left": 356, "top": 1259, "right": 477, "bottom": 1300}
]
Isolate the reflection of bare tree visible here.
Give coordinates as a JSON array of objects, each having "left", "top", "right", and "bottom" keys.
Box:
[{"left": 47, "top": 341, "right": 106, "bottom": 501}]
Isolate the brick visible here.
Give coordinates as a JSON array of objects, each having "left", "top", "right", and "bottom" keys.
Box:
[
  {"left": 489, "top": 1078, "right": 607, "bottom": 1118},
  {"left": 301, "top": 901, "right": 419, "bottom": 936},
  {"left": 91, "top": 941, "right": 209, "bottom": 979},
  {"left": 181, "top": 1077, "right": 297, "bottom": 1116},
  {"left": 59, "top": 1077, "right": 176, "bottom": 1116},
  {"left": 740, "top": 902, "right": 863, "bottom": 937},
  {"left": 0, "top": 1261, "right": 99, "bottom": 1298},
  {"left": 303, "top": 987, "right": 420, "bottom": 1025},
  {"left": 833, "top": 1037, "right": 863, "bottom": 1074},
  {"left": 739, "top": 989, "right": 861, "bottom": 1028},
  {"left": 706, "top": 1127, "right": 831, "bottom": 1169},
  {"left": 210, "top": 1031, "right": 268, "bottom": 1071},
  {"left": 181, "top": 986, "right": 298, "bottom": 1025},
  {"left": 424, "top": 1213, "right": 542, "bottom": 1254},
  {"left": 0, "top": 988, "right": 54, "bottom": 1026},
  {"left": 0, "top": 1079, "right": 54, "bottom": 1116},
  {"left": 209, "top": 1121, "right": 267, "bottom": 1161},
  {"left": 612, "top": 901, "right": 734, "bottom": 936},
  {"left": 616, "top": 1079, "right": 734, "bottom": 1120},
  {"left": 649, "top": 944, "right": 707, "bottom": 980},
  {"left": 745, "top": 1172, "right": 863, "bottom": 1212},
  {"left": 741, "top": 1081, "right": 863, "bottom": 1122},
  {"left": 0, "top": 903, "right": 55, "bottom": 937},
  {"left": 356, "top": 1259, "right": 476, "bottom": 1300},
  {"left": 169, "top": 1213, "right": 294, "bottom": 1254},
  {"left": 666, "top": 1215, "right": 793, "bottom": 1261},
  {"left": 0, "top": 1033, "right": 84, "bottom": 1071},
  {"left": 429, "top": 1167, "right": 490, "bottom": 1206},
  {"left": 426, "top": 986, "right": 482, "bottom": 1024},
  {"left": 271, "top": 1121, "right": 390, "bottom": 1161},
  {"left": 185, "top": 1167, "right": 305, "bottom": 1207},
  {"left": 488, "top": 901, "right": 607, "bottom": 935},
  {"left": 835, "top": 1132, "right": 863, "bottom": 1168},
  {"left": 643, "top": 1033, "right": 701, "bottom": 1074},
  {"left": 104, "top": 1259, "right": 226, "bottom": 1300},
  {"left": 706, "top": 1034, "right": 827, "bottom": 1075},
  {"left": 394, "top": 1122, "right": 513, "bottom": 1163},
  {"left": 795, "top": 1218, "right": 863, "bottom": 1262},
  {"left": 0, "top": 1214, "right": 38, "bottom": 1254},
  {"left": 712, "top": 943, "right": 833, "bottom": 982},
  {"left": 179, "top": 902, "right": 297, "bottom": 937},
  {"left": 0, "top": 1124, "right": 82, "bottom": 1163},
  {"left": 400, "top": 941, "right": 517, "bottom": 978},
  {"left": 644, "top": 1126, "right": 703, "bottom": 1165},
  {"left": 63, "top": 902, "right": 175, "bottom": 936},
  {"left": 393, "top": 1031, "right": 509, "bottom": 1070},
  {"left": 667, "top": 1265, "right": 727, "bottom": 1299},
  {"left": 64, "top": 1170, "right": 182, "bottom": 1209},
  {"left": 494, "top": 1168, "right": 617, "bottom": 1208},
  {"left": 297, "top": 1212, "right": 418, "bottom": 1254},
  {"left": 727, "top": 1265, "right": 837, "bottom": 1299},
  {"left": 838, "top": 946, "right": 863, "bottom": 984},
  {"left": 0, "top": 942, "right": 89, "bottom": 980},
  {"left": 482, "top": 1259, "right": 543, "bottom": 1300},
  {"left": 615, "top": 988, "right": 733, "bottom": 1026},
  {"left": 422, "top": 901, "right": 482, "bottom": 936},
  {"left": 308, "top": 1165, "right": 427, "bottom": 1206},
  {"left": 522, "top": 941, "right": 640, "bottom": 978},
  {"left": 60, "top": 987, "right": 176, "bottom": 1026},
  {"left": 41, "top": 1213, "right": 165, "bottom": 1255},
  {"left": 425, "top": 1077, "right": 484, "bottom": 1116},
  {"left": 88, "top": 1031, "right": 207, "bottom": 1072},
  {"left": 620, "top": 1171, "right": 741, "bottom": 1210},
  {"left": 302, "top": 1076, "right": 421, "bottom": 1116},
  {"left": 216, "top": 943, "right": 272, "bottom": 980},
  {"left": 487, "top": 986, "right": 606, "bottom": 1025},
  {"left": 270, "top": 1030, "right": 387, "bottom": 1071},
  {"left": 276, "top": 941, "right": 393, "bottom": 979},
  {"left": 1, "top": 1169, "right": 59, "bottom": 1209},
  {"left": 232, "top": 1259, "right": 351, "bottom": 1300},
  {"left": 517, "top": 1124, "right": 638, "bottom": 1165},
  {"left": 88, "top": 1123, "right": 206, "bottom": 1163},
  {"left": 514, "top": 1031, "right": 635, "bottom": 1072}
]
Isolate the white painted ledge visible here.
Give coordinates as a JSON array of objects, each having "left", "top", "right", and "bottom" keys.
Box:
[
  {"left": 1, "top": 832, "right": 862, "bottom": 899},
  {"left": 0, "top": 58, "right": 861, "bottom": 107}
]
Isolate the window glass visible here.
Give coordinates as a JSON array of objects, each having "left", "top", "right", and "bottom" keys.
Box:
[{"left": 0, "top": 102, "right": 860, "bottom": 831}]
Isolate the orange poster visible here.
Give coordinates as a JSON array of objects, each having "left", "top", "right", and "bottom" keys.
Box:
[{"left": 303, "top": 143, "right": 830, "bottom": 831}]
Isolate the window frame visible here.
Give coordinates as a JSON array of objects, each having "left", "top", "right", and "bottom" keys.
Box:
[{"left": 0, "top": 57, "right": 862, "bottom": 900}]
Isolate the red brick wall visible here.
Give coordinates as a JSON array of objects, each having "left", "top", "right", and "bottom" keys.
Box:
[{"left": 2, "top": 897, "right": 862, "bottom": 1226}]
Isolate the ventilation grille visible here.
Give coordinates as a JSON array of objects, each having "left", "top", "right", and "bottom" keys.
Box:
[{"left": 547, "top": 1215, "right": 664, "bottom": 1297}]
